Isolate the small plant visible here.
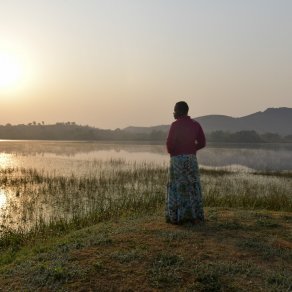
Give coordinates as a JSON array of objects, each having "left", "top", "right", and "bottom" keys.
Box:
[
  {"left": 149, "top": 253, "right": 184, "bottom": 288},
  {"left": 93, "top": 260, "right": 105, "bottom": 271},
  {"left": 111, "top": 249, "right": 144, "bottom": 263},
  {"left": 255, "top": 218, "right": 280, "bottom": 228}
]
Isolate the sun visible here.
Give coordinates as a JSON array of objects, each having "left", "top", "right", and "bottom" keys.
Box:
[{"left": 0, "top": 52, "right": 23, "bottom": 89}]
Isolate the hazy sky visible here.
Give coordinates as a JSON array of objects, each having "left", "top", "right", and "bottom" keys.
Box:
[{"left": 0, "top": 0, "right": 291, "bottom": 129}]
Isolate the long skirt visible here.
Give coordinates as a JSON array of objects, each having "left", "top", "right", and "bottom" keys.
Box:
[{"left": 165, "top": 154, "right": 204, "bottom": 224}]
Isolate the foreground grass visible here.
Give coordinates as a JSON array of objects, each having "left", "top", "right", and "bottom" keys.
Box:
[{"left": 0, "top": 207, "right": 291, "bottom": 291}]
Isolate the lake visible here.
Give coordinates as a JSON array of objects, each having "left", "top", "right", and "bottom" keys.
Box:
[
  {"left": 0, "top": 140, "right": 291, "bottom": 231},
  {"left": 0, "top": 140, "right": 292, "bottom": 173}
]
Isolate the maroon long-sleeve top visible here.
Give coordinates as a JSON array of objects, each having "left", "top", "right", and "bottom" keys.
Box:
[{"left": 166, "top": 116, "right": 206, "bottom": 157}]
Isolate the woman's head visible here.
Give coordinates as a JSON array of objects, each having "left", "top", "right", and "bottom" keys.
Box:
[{"left": 174, "top": 101, "right": 189, "bottom": 119}]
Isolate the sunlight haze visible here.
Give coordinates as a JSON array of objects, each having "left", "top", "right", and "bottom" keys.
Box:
[{"left": 0, "top": 0, "right": 291, "bottom": 128}]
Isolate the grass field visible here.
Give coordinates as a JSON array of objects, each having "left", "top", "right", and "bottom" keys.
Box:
[
  {"left": 0, "top": 161, "right": 291, "bottom": 290},
  {"left": 0, "top": 208, "right": 291, "bottom": 291}
]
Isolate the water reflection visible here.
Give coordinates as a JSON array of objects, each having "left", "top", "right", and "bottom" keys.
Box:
[
  {"left": 0, "top": 140, "right": 292, "bottom": 171},
  {"left": 0, "top": 153, "right": 14, "bottom": 169},
  {"left": 0, "top": 190, "right": 7, "bottom": 208},
  {"left": 198, "top": 147, "right": 292, "bottom": 171}
]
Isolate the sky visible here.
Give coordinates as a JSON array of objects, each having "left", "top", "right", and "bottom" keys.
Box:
[{"left": 0, "top": 0, "right": 291, "bottom": 129}]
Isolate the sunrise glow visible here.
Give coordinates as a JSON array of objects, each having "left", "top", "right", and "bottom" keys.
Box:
[{"left": 0, "top": 52, "right": 24, "bottom": 90}]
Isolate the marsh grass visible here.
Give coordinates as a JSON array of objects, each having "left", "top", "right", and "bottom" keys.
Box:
[
  {"left": 202, "top": 172, "right": 292, "bottom": 211},
  {"left": 0, "top": 161, "right": 291, "bottom": 248}
]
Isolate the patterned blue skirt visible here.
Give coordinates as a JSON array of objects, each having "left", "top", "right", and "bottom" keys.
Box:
[{"left": 165, "top": 154, "right": 204, "bottom": 224}]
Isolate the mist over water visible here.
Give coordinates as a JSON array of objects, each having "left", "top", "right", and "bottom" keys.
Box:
[{"left": 0, "top": 140, "right": 292, "bottom": 173}]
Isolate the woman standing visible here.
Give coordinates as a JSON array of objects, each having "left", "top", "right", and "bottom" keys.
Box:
[{"left": 166, "top": 101, "right": 206, "bottom": 224}]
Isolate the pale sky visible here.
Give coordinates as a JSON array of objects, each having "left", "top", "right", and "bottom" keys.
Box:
[{"left": 0, "top": 0, "right": 291, "bottom": 129}]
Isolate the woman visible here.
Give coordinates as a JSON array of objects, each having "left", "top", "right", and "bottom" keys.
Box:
[{"left": 166, "top": 101, "right": 206, "bottom": 224}]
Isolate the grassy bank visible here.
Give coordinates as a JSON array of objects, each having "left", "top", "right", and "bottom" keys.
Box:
[
  {"left": 0, "top": 207, "right": 291, "bottom": 291},
  {"left": 0, "top": 162, "right": 291, "bottom": 290}
]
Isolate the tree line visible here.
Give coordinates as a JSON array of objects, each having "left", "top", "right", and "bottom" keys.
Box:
[
  {"left": 0, "top": 123, "right": 291, "bottom": 143},
  {"left": 206, "top": 130, "right": 292, "bottom": 143}
]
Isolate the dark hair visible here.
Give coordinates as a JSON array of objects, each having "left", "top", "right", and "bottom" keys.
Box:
[{"left": 175, "top": 101, "right": 189, "bottom": 115}]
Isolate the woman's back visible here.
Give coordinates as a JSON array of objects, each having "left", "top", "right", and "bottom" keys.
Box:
[
  {"left": 166, "top": 116, "right": 206, "bottom": 156},
  {"left": 165, "top": 101, "right": 205, "bottom": 225}
]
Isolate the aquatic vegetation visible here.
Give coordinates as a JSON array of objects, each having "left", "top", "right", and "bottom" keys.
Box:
[
  {"left": 202, "top": 171, "right": 292, "bottom": 211},
  {"left": 0, "top": 160, "right": 291, "bottom": 246}
]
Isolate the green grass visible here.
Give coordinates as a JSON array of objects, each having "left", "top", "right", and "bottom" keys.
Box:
[
  {"left": 238, "top": 238, "right": 292, "bottom": 261},
  {"left": 149, "top": 253, "right": 185, "bottom": 288},
  {"left": 1, "top": 208, "right": 291, "bottom": 291},
  {"left": 111, "top": 248, "right": 145, "bottom": 263}
]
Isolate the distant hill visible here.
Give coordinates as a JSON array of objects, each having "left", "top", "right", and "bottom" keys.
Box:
[
  {"left": 0, "top": 108, "right": 291, "bottom": 142},
  {"left": 123, "top": 107, "right": 292, "bottom": 135},
  {"left": 122, "top": 125, "right": 170, "bottom": 135}
]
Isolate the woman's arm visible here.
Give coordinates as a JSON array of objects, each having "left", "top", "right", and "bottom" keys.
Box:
[
  {"left": 195, "top": 123, "right": 206, "bottom": 151},
  {"left": 166, "top": 123, "right": 176, "bottom": 155}
]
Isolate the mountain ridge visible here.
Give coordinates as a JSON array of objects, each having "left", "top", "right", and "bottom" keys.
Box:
[{"left": 123, "top": 107, "right": 292, "bottom": 135}]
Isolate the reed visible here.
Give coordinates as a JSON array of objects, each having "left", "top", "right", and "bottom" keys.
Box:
[{"left": 0, "top": 160, "right": 291, "bottom": 248}]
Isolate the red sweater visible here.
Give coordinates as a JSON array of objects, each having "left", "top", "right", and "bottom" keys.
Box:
[{"left": 166, "top": 116, "right": 206, "bottom": 156}]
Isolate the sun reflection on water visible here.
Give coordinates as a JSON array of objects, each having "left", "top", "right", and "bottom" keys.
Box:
[
  {"left": 0, "top": 190, "right": 7, "bottom": 208},
  {"left": 0, "top": 152, "right": 14, "bottom": 169}
]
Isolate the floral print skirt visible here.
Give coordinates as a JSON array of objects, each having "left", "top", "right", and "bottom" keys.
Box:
[{"left": 165, "top": 154, "right": 204, "bottom": 224}]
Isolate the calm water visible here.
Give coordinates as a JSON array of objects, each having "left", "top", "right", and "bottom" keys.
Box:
[
  {"left": 0, "top": 140, "right": 291, "bottom": 231},
  {"left": 0, "top": 140, "right": 292, "bottom": 173}
]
